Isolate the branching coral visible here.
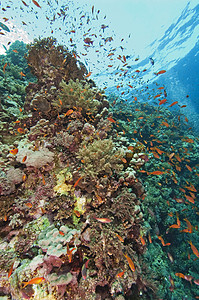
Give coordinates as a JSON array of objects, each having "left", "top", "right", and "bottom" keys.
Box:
[
  {"left": 77, "top": 138, "right": 124, "bottom": 178},
  {"left": 52, "top": 79, "right": 100, "bottom": 114}
]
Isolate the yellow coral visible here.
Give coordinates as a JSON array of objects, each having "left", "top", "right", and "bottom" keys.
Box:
[
  {"left": 53, "top": 169, "right": 74, "bottom": 195},
  {"left": 74, "top": 195, "right": 87, "bottom": 214}
]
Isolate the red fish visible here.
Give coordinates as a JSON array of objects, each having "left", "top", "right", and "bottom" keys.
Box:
[
  {"left": 84, "top": 38, "right": 93, "bottom": 45},
  {"left": 159, "top": 99, "right": 167, "bottom": 105},
  {"left": 116, "top": 270, "right": 125, "bottom": 278},
  {"left": 169, "top": 101, "right": 178, "bottom": 107},
  {"left": 74, "top": 176, "right": 83, "bottom": 187},
  {"left": 3, "top": 63, "right": 7, "bottom": 73},
  {"left": 107, "top": 117, "right": 116, "bottom": 123},
  {"left": 22, "top": 0, "right": 28, "bottom": 6},
  {"left": 8, "top": 261, "right": 15, "bottom": 278},
  {"left": 156, "top": 70, "right": 166, "bottom": 75},
  {"left": 150, "top": 171, "right": 164, "bottom": 175},
  {"left": 32, "top": 0, "right": 41, "bottom": 8}
]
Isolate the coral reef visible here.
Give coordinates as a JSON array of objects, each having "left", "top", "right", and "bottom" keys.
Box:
[
  {"left": 0, "top": 39, "right": 152, "bottom": 299},
  {"left": 1, "top": 36, "right": 198, "bottom": 300}
]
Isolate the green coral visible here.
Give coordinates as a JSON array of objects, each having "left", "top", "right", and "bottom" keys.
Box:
[
  {"left": 52, "top": 79, "right": 100, "bottom": 113},
  {"left": 77, "top": 138, "right": 124, "bottom": 178},
  {"left": 37, "top": 224, "right": 80, "bottom": 257}
]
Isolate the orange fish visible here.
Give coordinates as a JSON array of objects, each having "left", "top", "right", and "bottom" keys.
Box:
[
  {"left": 107, "top": 117, "right": 116, "bottom": 123},
  {"left": 67, "top": 244, "right": 76, "bottom": 263},
  {"left": 22, "top": 155, "right": 27, "bottom": 163},
  {"left": 194, "top": 278, "right": 199, "bottom": 285},
  {"left": 59, "top": 230, "right": 65, "bottom": 236},
  {"left": 175, "top": 273, "right": 185, "bottom": 279},
  {"left": 17, "top": 128, "right": 24, "bottom": 134},
  {"left": 154, "top": 94, "right": 161, "bottom": 99},
  {"left": 93, "top": 216, "right": 112, "bottom": 223},
  {"left": 23, "top": 277, "right": 45, "bottom": 288},
  {"left": 184, "top": 194, "right": 194, "bottom": 204},
  {"left": 65, "top": 109, "right": 73, "bottom": 116},
  {"left": 156, "top": 70, "right": 166, "bottom": 75},
  {"left": 115, "top": 233, "right": 124, "bottom": 243},
  {"left": 8, "top": 261, "right": 15, "bottom": 278},
  {"left": 169, "top": 101, "right": 178, "bottom": 107},
  {"left": 12, "top": 50, "right": 18, "bottom": 53},
  {"left": 32, "top": 0, "right": 41, "bottom": 8},
  {"left": 180, "top": 218, "right": 193, "bottom": 234},
  {"left": 85, "top": 71, "right": 92, "bottom": 78},
  {"left": 123, "top": 253, "right": 135, "bottom": 272},
  {"left": 121, "top": 158, "right": 127, "bottom": 164},
  {"left": 150, "top": 171, "right": 164, "bottom": 175},
  {"left": 157, "top": 235, "right": 171, "bottom": 246},
  {"left": 10, "top": 148, "right": 18, "bottom": 155},
  {"left": 188, "top": 241, "right": 199, "bottom": 258},
  {"left": 140, "top": 235, "right": 146, "bottom": 246},
  {"left": 162, "top": 121, "right": 169, "bottom": 127},
  {"left": 116, "top": 270, "right": 125, "bottom": 278},
  {"left": 20, "top": 71, "right": 26, "bottom": 77},
  {"left": 3, "top": 63, "right": 7, "bottom": 73},
  {"left": 74, "top": 176, "right": 83, "bottom": 187},
  {"left": 185, "top": 164, "right": 192, "bottom": 172},
  {"left": 159, "top": 99, "right": 167, "bottom": 105},
  {"left": 148, "top": 232, "right": 152, "bottom": 244}
]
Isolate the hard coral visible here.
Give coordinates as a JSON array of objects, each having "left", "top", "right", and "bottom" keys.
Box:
[
  {"left": 77, "top": 138, "right": 123, "bottom": 178},
  {"left": 37, "top": 224, "right": 80, "bottom": 257},
  {"left": 52, "top": 79, "right": 100, "bottom": 115},
  {"left": 26, "top": 37, "right": 86, "bottom": 84}
]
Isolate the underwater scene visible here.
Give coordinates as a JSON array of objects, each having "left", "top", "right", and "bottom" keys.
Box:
[{"left": 0, "top": 0, "right": 199, "bottom": 299}]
